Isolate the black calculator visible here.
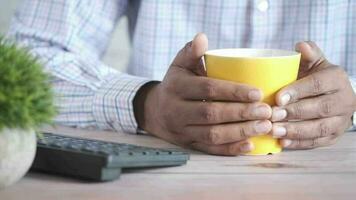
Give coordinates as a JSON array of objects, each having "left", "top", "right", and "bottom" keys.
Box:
[{"left": 30, "top": 132, "right": 189, "bottom": 181}]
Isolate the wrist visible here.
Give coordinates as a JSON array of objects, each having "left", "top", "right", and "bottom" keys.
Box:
[{"left": 133, "top": 81, "right": 160, "bottom": 131}]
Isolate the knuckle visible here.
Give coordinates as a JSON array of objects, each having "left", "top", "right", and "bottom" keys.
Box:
[
  {"left": 310, "top": 74, "right": 323, "bottom": 95},
  {"left": 226, "top": 144, "right": 239, "bottom": 155},
  {"left": 237, "top": 104, "right": 248, "bottom": 119},
  {"left": 311, "top": 138, "right": 319, "bottom": 148},
  {"left": 202, "top": 80, "right": 216, "bottom": 99},
  {"left": 318, "top": 98, "right": 333, "bottom": 117},
  {"left": 290, "top": 125, "right": 303, "bottom": 139},
  {"left": 232, "top": 87, "right": 246, "bottom": 101},
  {"left": 200, "top": 104, "right": 218, "bottom": 122},
  {"left": 232, "top": 88, "right": 243, "bottom": 100},
  {"left": 295, "top": 139, "right": 301, "bottom": 148},
  {"left": 206, "top": 127, "right": 220, "bottom": 144},
  {"left": 318, "top": 121, "right": 330, "bottom": 137},
  {"left": 239, "top": 126, "right": 248, "bottom": 139},
  {"left": 244, "top": 103, "right": 260, "bottom": 119},
  {"left": 288, "top": 103, "right": 304, "bottom": 119}
]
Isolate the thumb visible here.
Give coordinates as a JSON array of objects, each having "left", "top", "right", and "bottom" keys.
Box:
[
  {"left": 295, "top": 41, "right": 327, "bottom": 78},
  {"left": 172, "top": 33, "right": 208, "bottom": 74}
]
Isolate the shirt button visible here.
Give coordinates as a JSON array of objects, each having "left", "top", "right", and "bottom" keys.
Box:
[{"left": 257, "top": 0, "right": 269, "bottom": 12}]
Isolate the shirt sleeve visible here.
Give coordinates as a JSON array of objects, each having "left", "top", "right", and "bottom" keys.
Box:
[
  {"left": 348, "top": 76, "right": 356, "bottom": 131},
  {"left": 8, "top": 0, "right": 151, "bottom": 134}
]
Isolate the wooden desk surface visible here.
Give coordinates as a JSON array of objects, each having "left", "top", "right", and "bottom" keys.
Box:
[{"left": 0, "top": 126, "right": 355, "bottom": 200}]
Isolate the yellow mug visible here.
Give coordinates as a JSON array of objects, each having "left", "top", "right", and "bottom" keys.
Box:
[{"left": 204, "top": 48, "right": 300, "bottom": 155}]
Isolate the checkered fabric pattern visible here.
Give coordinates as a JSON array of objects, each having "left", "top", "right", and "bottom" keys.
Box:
[{"left": 8, "top": 0, "right": 356, "bottom": 133}]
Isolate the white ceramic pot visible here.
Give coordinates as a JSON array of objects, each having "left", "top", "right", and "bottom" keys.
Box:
[{"left": 0, "top": 128, "right": 36, "bottom": 189}]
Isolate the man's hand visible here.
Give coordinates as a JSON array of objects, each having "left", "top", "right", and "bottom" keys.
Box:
[
  {"left": 271, "top": 41, "right": 356, "bottom": 149},
  {"left": 134, "top": 33, "right": 272, "bottom": 156}
]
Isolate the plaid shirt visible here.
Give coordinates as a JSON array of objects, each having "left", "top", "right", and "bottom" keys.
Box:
[{"left": 8, "top": 0, "right": 356, "bottom": 133}]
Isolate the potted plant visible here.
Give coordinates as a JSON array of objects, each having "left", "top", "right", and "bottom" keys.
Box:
[{"left": 0, "top": 37, "right": 56, "bottom": 188}]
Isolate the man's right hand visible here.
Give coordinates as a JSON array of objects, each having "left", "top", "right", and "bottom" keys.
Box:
[{"left": 135, "top": 33, "right": 272, "bottom": 156}]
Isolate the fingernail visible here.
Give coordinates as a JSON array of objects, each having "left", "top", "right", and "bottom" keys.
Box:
[
  {"left": 273, "top": 126, "right": 286, "bottom": 138},
  {"left": 281, "top": 139, "right": 292, "bottom": 148},
  {"left": 248, "top": 90, "right": 262, "bottom": 101},
  {"left": 272, "top": 108, "right": 287, "bottom": 121},
  {"left": 253, "top": 105, "right": 270, "bottom": 117},
  {"left": 254, "top": 120, "right": 271, "bottom": 133},
  {"left": 240, "top": 142, "right": 254, "bottom": 152},
  {"left": 280, "top": 93, "right": 291, "bottom": 106}
]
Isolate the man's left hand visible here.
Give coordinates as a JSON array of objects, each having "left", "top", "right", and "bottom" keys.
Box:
[{"left": 271, "top": 41, "right": 356, "bottom": 149}]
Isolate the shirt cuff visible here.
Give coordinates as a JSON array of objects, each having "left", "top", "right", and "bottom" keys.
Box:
[{"left": 93, "top": 73, "right": 151, "bottom": 134}]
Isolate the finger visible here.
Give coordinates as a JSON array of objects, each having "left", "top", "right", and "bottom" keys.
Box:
[
  {"left": 182, "top": 101, "right": 272, "bottom": 125},
  {"left": 184, "top": 120, "right": 271, "bottom": 145},
  {"left": 191, "top": 140, "right": 254, "bottom": 156},
  {"left": 280, "top": 135, "right": 338, "bottom": 150},
  {"left": 295, "top": 41, "right": 327, "bottom": 79},
  {"left": 171, "top": 33, "right": 208, "bottom": 74},
  {"left": 272, "top": 93, "right": 353, "bottom": 121},
  {"left": 275, "top": 66, "right": 346, "bottom": 106},
  {"left": 175, "top": 76, "right": 262, "bottom": 102},
  {"left": 272, "top": 116, "right": 345, "bottom": 140}
]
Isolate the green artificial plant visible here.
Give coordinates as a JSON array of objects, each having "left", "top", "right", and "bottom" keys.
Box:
[{"left": 0, "top": 36, "right": 56, "bottom": 131}]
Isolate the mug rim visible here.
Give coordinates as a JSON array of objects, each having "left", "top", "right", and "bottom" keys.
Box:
[{"left": 205, "top": 48, "right": 300, "bottom": 59}]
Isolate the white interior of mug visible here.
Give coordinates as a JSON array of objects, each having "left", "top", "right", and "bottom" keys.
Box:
[{"left": 205, "top": 48, "right": 299, "bottom": 58}]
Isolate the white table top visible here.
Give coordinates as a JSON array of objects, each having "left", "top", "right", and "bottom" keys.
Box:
[{"left": 1, "top": 126, "right": 355, "bottom": 200}]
